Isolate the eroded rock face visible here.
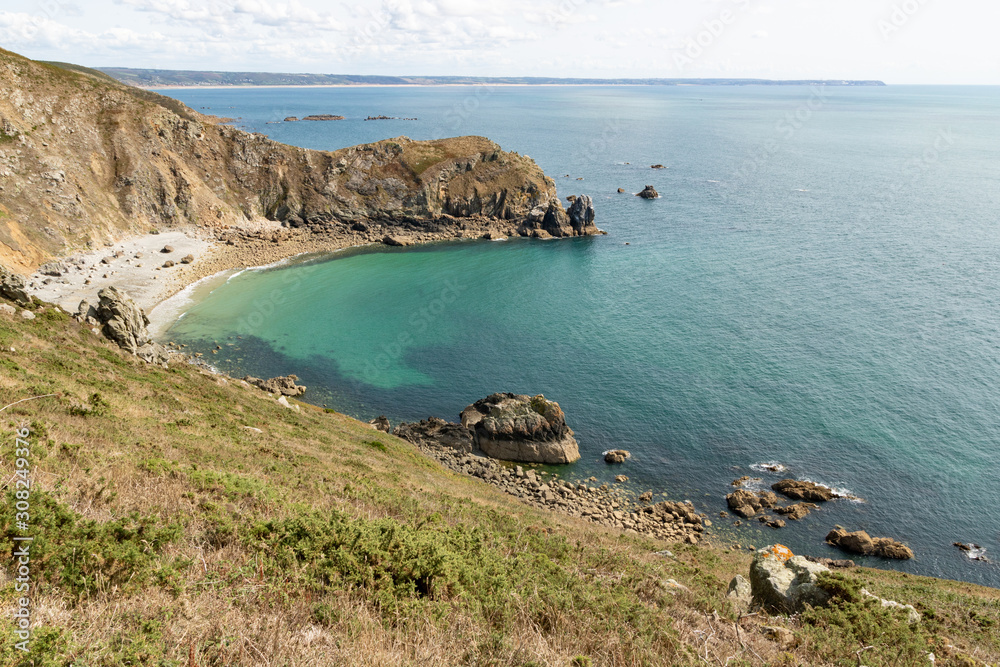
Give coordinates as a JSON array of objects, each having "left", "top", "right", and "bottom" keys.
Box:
[
  {"left": 393, "top": 417, "right": 473, "bottom": 454},
  {"left": 0, "top": 265, "right": 32, "bottom": 307},
  {"left": 96, "top": 286, "right": 150, "bottom": 353},
  {"left": 567, "top": 195, "right": 599, "bottom": 235},
  {"left": 244, "top": 375, "right": 307, "bottom": 396},
  {"left": 464, "top": 393, "right": 580, "bottom": 464},
  {"left": 825, "top": 528, "right": 914, "bottom": 560},
  {"left": 749, "top": 545, "right": 831, "bottom": 613}
]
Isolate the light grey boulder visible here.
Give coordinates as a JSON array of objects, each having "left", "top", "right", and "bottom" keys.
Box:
[
  {"left": 727, "top": 575, "right": 753, "bottom": 609},
  {"left": 96, "top": 286, "right": 151, "bottom": 353},
  {"left": 0, "top": 264, "right": 32, "bottom": 307},
  {"left": 749, "top": 545, "right": 831, "bottom": 613},
  {"left": 38, "top": 261, "right": 68, "bottom": 277},
  {"left": 860, "top": 588, "right": 921, "bottom": 624}
]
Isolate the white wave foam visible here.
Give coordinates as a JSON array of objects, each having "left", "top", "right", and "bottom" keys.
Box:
[{"left": 750, "top": 461, "right": 787, "bottom": 474}]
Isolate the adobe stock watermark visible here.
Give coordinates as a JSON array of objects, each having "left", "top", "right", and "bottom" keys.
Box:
[
  {"left": 733, "top": 85, "right": 833, "bottom": 182},
  {"left": 573, "top": 116, "right": 624, "bottom": 165},
  {"left": 428, "top": 84, "right": 498, "bottom": 140},
  {"left": 19, "top": 0, "right": 69, "bottom": 40},
  {"left": 861, "top": 127, "right": 956, "bottom": 220},
  {"left": 877, "top": 0, "right": 930, "bottom": 41},
  {"left": 235, "top": 262, "right": 321, "bottom": 338},
  {"left": 673, "top": 0, "right": 754, "bottom": 73},
  {"left": 362, "top": 278, "right": 467, "bottom": 384},
  {"left": 10, "top": 424, "right": 33, "bottom": 654}
]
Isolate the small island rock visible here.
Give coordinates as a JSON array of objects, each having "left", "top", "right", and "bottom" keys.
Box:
[
  {"left": 462, "top": 393, "right": 580, "bottom": 464},
  {"left": 637, "top": 185, "right": 659, "bottom": 199}
]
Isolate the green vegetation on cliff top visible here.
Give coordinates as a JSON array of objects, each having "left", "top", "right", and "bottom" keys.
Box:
[{"left": 0, "top": 297, "right": 998, "bottom": 665}]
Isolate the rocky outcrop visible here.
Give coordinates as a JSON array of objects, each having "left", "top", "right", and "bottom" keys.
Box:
[
  {"left": 861, "top": 588, "right": 921, "bottom": 624},
  {"left": 749, "top": 545, "right": 832, "bottom": 613},
  {"left": 462, "top": 393, "right": 580, "bottom": 464},
  {"left": 0, "top": 48, "right": 596, "bottom": 272},
  {"left": 772, "top": 479, "right": 837, "bottom": 502},
  {"left": 392, "top": 417, "right": 473, "bottom": 454},
  {"left": 369, "top": 416, "right": 391, "bottom": 433},
  {"left": 604, "top": 450, "right": 630, "bottom": 464},
  {"left": 726, "top": 489, "right": 779, "bottom": 519},
  {"left": 0, "top": 264, "right": 32, "bottom": 307},
  {"left": 96, "top": 286, "right": 150, "bottom": 353},
  {"left": 244, "top": 375, "right": 307, "bottom": 396},
  {"left": 637, "top": 185, "right": 659, "bottom": 199},
  {"left": 567, "top": 195, "right": 600, "bottom": 235},
  {"left": 825, "top": 528, "right": 914, "bottom": 560}
]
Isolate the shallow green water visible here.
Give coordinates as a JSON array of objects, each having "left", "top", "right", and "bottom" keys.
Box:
[{"left": 162, "top": 84, "right": 1000, "bottom": 587}]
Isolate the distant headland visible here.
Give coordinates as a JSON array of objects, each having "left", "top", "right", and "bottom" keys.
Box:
[{"left": 93, "top": 67, "right": 888, "bottom": 89}]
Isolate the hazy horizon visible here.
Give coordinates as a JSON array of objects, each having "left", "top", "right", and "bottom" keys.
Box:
[{"left": 1, "top": 1, "right": 998, "bottom": 85}]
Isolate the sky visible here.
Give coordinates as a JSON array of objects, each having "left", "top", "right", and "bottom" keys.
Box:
[{"left": 0, "top": 0, "right": 997, "bottom": 84}]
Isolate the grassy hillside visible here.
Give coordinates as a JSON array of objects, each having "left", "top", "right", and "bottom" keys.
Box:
[{"left": 1, "top": 303, "right": 999, "bottom": 665}]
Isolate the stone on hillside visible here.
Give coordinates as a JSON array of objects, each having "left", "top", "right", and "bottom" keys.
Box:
[
  {"left": 860, "top": 588, "right": 921, "bottom": 623},
  {"left": 20, "top": 310, "right": 35, "bottom": 320},
  {"left": 637, "top": 185, "right": 659, "bottom": 199},
  {"left": 0, "top": 303, "right": 15, "bottom": 316},
  {"left": 727, "top": 575, "right": 753, "bottom": 609},
  {"left": 244, "top": 374, "right": 307, "bottom": 396},
  {"left": 463, "top": 393, "right": 580, "bottom": 464},
  {"left": 749, "top": 544, "right": 831, "bottom": 614},
  {"left": 96, "top": 286, "right": 151, "bottom": 353},
  {"left": 772, "top": 479, "right": 835, "bottom": 502},
  {"left": 369, "top": 415, "right": 391, "bottom": 433},
  {"left": 39, "top": 261, "right": 67, "bottom": 276},
  {"left": 0, "top": 264, "right": 32, "bottom": 307},
  {"left": 825, "top": 528, "right": 914, "bottom": 560},
  {"left": 136, "top": 342, "right": 172, "bottom": 366},
  {"left": 393, "top": 417, "right": 473, "bottom": 454}
]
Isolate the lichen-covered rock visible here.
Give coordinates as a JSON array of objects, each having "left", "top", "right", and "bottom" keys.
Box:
[
  {"left": 825, "top": 528, "right": 914, "bottom": 560},
  {"left": 393, "top": 417, "right": 473, "bottom": 454},
  {"left": 0, "top": 264, "right": 32, "bottom": 307},
  {"left": 463, "top": 393, "right": 580, "bottom": 464},
  {"left": 96, "top": 286, "right": 150, "bottom": 353},
  {"left": 749, "top": 545, "right": 832, "bottom": 613}
]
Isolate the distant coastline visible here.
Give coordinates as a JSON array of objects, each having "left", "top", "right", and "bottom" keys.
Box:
[{"left": 97, "top": 67, "right": 888, "bottom": 89}]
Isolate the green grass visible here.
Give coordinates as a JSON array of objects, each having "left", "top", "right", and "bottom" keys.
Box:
[{"left": 0, "top": 303, "right": 997, "bottom": 665}]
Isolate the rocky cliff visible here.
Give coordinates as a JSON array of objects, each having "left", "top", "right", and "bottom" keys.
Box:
[{"left": 0, "top": 47, "right": 596, "bottom": 273}]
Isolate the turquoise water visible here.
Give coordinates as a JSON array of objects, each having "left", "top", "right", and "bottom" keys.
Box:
[{"left": 161, "top": 85, "right": 1000, "bottom": 587}]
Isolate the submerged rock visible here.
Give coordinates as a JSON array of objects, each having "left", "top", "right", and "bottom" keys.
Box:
[
  {"left": 749, "top": 544, "right": 831, "bottom": 613},
  {"left": 825, "top": 528, "right": 914, "bottom": 560},
  {"left": 96, "top": 286, "right": 150, "bottom": 353},
  {"left": 462, "top": 393, "right": 580, "bottom": 464},
  {"left": 772, "top": 479, "right": 836, "bottom": 502}
]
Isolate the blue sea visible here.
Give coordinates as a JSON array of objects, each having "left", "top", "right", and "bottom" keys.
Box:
[{"left": 156, "top": 84, "right": 1000, "bottom": 588}]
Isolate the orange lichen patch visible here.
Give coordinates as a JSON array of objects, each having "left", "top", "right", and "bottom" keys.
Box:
[{"left": 761, "top": 544, "right": 795, "bottom": 562}]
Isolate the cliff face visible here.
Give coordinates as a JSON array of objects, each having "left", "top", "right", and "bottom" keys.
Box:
[{"left": 0, "top": 48, "right": 591, "bottom": 273}]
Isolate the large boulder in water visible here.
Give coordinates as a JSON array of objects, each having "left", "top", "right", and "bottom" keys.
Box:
[
  {"left": 825, "top": 528, "right": 914, "bottom": 560},
  {"left": 462, "top": 393, "right": 580, "bottom": 464},
  {"left": 96, "top": 286, "right": 150, "bottom": 353},
  {"left": 772, "top": 479, "right": 836, "bottom": 502},
  {"left": 0, "top": 264, "right": 32, "bottom": 307},
  {"left": 567, "top": 195, "right": 599, "bottom": 235},
  {"left": 749, "top": 544, "right": 832, "bottom": 613}
]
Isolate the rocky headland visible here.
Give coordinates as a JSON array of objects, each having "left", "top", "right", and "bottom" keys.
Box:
[{"left": 0, "top": 47, "right": 602, "bottom": 312}]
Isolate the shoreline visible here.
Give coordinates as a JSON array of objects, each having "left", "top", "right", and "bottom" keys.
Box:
[{"left": 26, "top": 217, "right": 532, "bottom": 338}]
